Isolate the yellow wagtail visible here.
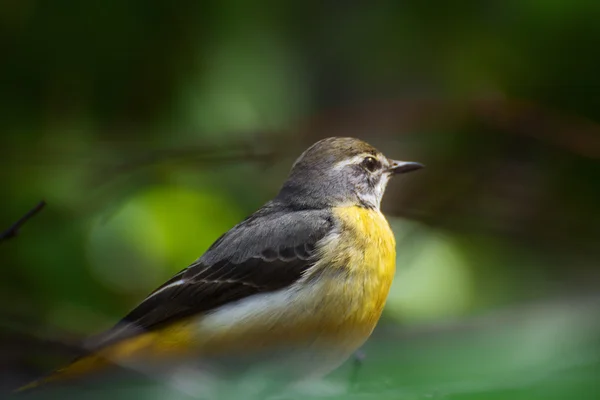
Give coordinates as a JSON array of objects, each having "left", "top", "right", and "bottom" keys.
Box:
[{"left": 18, "top": 137, "right": 423, "bottom": 392}]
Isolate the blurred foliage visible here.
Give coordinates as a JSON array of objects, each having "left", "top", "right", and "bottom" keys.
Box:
[{"left": 2, "top": 1, "right": 600, "bottom": 399}]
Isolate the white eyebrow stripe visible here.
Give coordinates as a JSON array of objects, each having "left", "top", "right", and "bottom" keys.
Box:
[
  {"left": 332, "top": 154, "right": 374, "bottom": 170},
  {"left": 145, "top": 279, "right": 185, "bottom": 299}
]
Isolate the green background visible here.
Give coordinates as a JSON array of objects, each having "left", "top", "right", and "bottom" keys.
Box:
[{"left": 2, "top": 1, "right": 600, "bottom": 399}]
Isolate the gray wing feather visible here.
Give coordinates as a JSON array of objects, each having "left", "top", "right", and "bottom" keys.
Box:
[{"left": 92, "top": 203, "right": 334, "bottom": 349}]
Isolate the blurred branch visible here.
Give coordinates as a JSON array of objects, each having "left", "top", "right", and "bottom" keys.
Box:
[
  {"left": 0, "top": 200, "right": 46, "bottom": 243},
  {"left": 473, "top": 98, "right": 600, "bottom": 160},
  {"left": 301, "top": 97, "right": 600, "bottom": 159},
  {"left": 86, "top": 137, "right": 280, "bottom": 188}
]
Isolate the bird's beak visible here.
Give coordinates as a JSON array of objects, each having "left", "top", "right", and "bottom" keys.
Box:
[{"left": 388, "top": 160, "right": 425, "bottom": 174}]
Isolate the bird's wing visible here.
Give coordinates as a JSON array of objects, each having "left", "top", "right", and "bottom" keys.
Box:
[{"left": 92, "top": 205, "right": 334, "bottom": 349}]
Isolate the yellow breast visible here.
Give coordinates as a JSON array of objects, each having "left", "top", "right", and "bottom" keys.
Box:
[{"left": 323, "top": 205, "right": 397, "bottom": 327}]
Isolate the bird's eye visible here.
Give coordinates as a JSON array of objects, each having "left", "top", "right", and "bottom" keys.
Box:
[{"left": 361, "top": 156, "right": 380, "bottom": 172}]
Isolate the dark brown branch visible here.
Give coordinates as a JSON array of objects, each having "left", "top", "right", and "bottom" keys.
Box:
[{"left": 0, "top": 200, "right": 46, "bottom": 243}]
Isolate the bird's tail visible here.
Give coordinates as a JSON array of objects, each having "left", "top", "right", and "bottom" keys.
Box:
[{"left": 15, "top": 354, "right": 111, "bottom": 393}]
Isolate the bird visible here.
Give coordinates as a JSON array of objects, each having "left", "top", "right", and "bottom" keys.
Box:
[{"left": 17, "top": 137, "right": 423, "bottom": 394}]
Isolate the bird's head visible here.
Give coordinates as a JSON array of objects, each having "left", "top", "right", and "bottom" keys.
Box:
[{"left": 276, "top": 137, "right": 423, "bottom": 210}]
